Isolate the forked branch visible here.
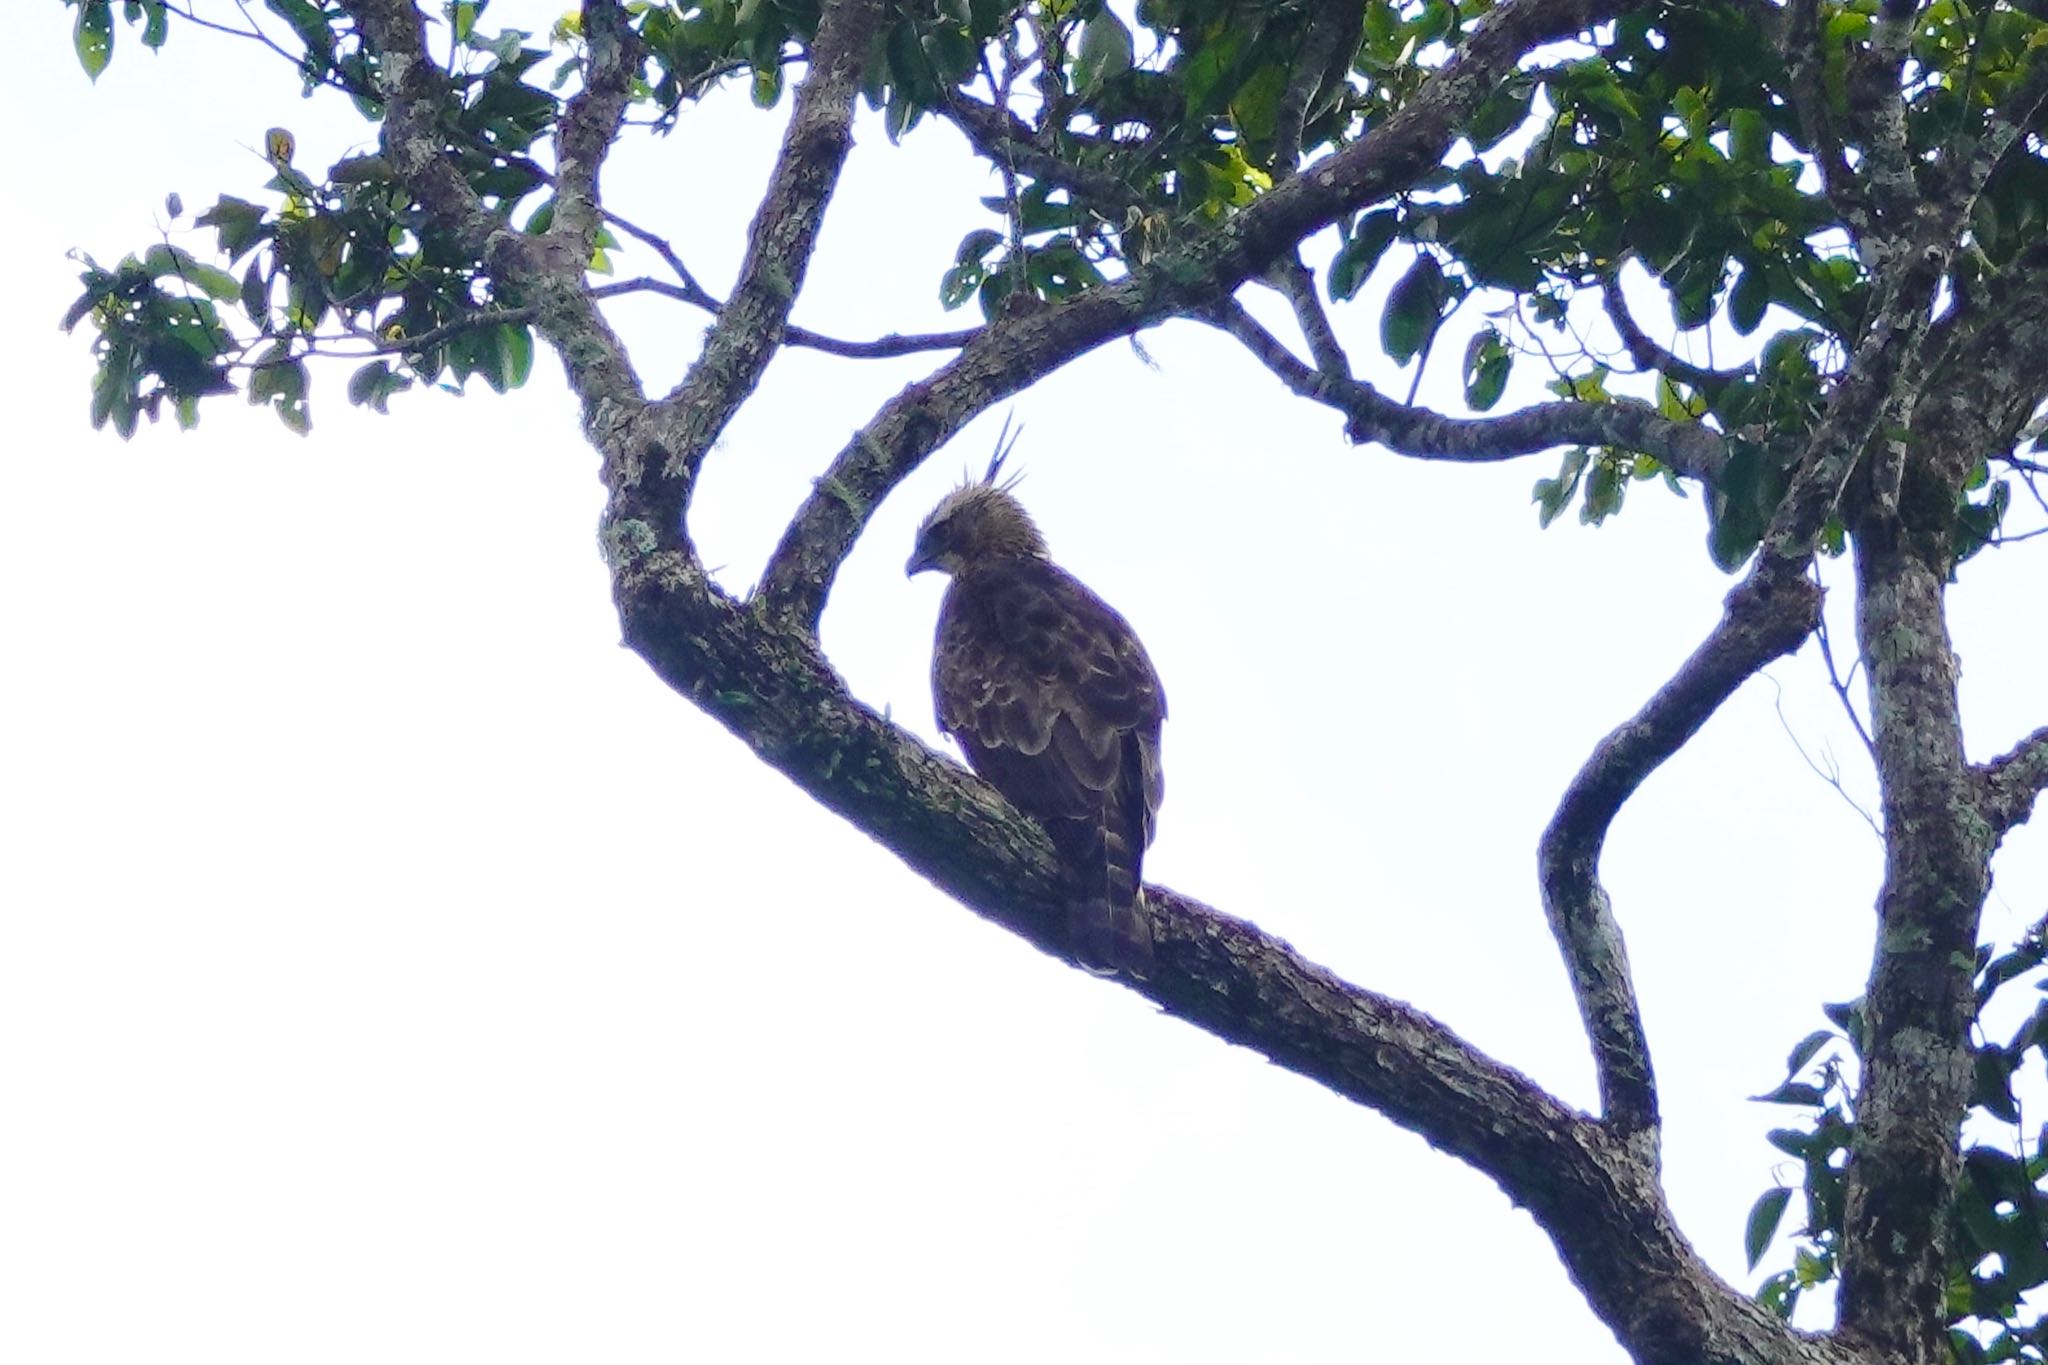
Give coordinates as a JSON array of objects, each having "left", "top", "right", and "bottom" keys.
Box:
[
  {"left": 1540, "top": 564, "right": 1821, "bottom": 1139},
  {"left": 1207, "top": 297, "right": 1730, "bottom": 483}
]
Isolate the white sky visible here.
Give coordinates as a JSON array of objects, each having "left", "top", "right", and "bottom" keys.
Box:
[{"left": 4, "top": 5, "right": 2046, "bottom": 1362}]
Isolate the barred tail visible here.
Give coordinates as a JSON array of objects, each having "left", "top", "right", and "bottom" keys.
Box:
[{"left": 1050, "top": 813, "right": 1153, "bottom": 977}]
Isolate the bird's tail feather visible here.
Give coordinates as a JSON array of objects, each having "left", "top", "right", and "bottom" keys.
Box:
[{"left": 1055, "top": 817, "right": 1153, "bottom": 976}]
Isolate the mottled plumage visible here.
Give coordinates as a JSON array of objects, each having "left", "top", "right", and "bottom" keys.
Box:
[{"left": 907, "top": 481, "right": 1166, "bottom": 974}]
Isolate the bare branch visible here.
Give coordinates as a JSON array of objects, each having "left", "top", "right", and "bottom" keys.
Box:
[
  {"left": 633, "top": 0, "right": 889, "bottom": 507},
  {"left": 1597, "top": 268, "right": 1742, "bottom": 392},
  {"left": 1265, "top": 257, "right": 1353, "bottom": 379},
  {"left": 1208, "top": 297, "right": 1729, "bottom": 483},
  {"left": 1814, "top": 597, "right": 1877, "bottom": 760},
  {"left": 1978, "top": 729, "right": 2048, "bottom": 836},
  {"left": 1768, "top": 677, "right": 1884, "bottom": 840},
  {"left": 327, "top": 279, "right": 980, "bottom": 362},
  {"left": 547, "top": 1, "right": 640, "bottom": 252},
  {"left": 939, "top": 93, "right": 1137, "bottom": 210},
  {"left": 1539, "top": 558, "right": 1822, "bottom": 1139},
  {"left": 594, "top": 523, "right": 1858, "bottom": 1365}
]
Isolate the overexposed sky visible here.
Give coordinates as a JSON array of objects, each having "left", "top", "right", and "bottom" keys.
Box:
[{"left": 5, "top": 5, "right": 2046, "bottom": 1362}]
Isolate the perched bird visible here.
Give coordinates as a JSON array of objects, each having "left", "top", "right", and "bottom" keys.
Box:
[{"left": 907, "top": 469, "right": 1166, "bottom": 975}]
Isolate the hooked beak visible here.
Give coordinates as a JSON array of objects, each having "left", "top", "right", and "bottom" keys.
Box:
[{"left": 906, "top": 547, "right": 937, "bottom": 577}]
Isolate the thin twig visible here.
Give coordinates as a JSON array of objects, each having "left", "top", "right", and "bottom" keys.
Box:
[{"left": 1768, "top": 675, "right": 1884, "bottom": 838}]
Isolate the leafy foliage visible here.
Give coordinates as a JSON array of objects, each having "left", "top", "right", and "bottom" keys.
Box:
[
  {"left": 43, "top": 0, "right": 2046, "bottom": 576},
  {"left": 1749, "top": 918, "right": 2048, "bottom": 1362}
]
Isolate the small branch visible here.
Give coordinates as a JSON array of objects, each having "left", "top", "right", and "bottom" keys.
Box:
[
  {"left": 1814, "top": 593, "right": 1877, "bottom": 759},
  {"left": 336, "top": 1, "right": 504, "bottom": 253},
  {"left": 546, "top": 1, "right": 641, "bottom": 253},
  {"left": 1538, "top": 558, "right": 1823, "bottom": 1139},
  {"left": 1265, "top": 256, "right": 1352, "bottom": 379},
  {"left": 341, "top": 0, "right": 650, "bottom": 448},
  {"left": 939, "top": 93, "right": 1137, "bottom": 211},
  {"left": 1269, "top": 0, "right": 1364, "bottom": 177},
  {"left": 1781, "top": 0, "right": 1877, "bottom": 241},
  {"left": 1978, "top": 728, "right": 2048, "bottom": 837},
  {"left": 592, "top": 276, "right": 981, "bottom": 357},
  {"left": 1768, "top": 676, "right": 1884, "bottom": 839},
  {"left": 633, "top": 0, "right": 889, "bottom": 509},
  {"left": 1208, "top": 298, "right": 1729, "bottom": 484},
  {"left": 1597, "top": 268, "right": 1741, "bottom": 392}
]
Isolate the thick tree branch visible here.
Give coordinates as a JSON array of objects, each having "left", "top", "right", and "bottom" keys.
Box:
[
  {"left": 1836, "top": 535, "right": 1995, "bottom": 1365},
  {"left": 337, "top": 0, "right": 505, "bottom": 253},
  {"left": 1979, "top": 729, "right": 2048, "bottom": 836},
  {"left": 547, "top": 1, "right": 639, "bottom": 253},
  {"left": 1207, "top": 297, "right": 1729, "bottom": 484},
  {"left": 615, "top": 0, "right": 887, "bottom": 519},
  {"left": 753, "top": 0, "right": 1639, "bottom": 630},
  {"left": 596, "top": 547, "right": 1852, "bottom": 1365},
  {"left": 1539, "top": 564, "right": 1823, "bottom": 1141}
]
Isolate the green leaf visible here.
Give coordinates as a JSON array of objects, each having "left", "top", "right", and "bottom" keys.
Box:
[
  {"left": 1381, "top": 254, "right": 1444, "bottom": 365},
  {"left": 1973, "top": 1047, "right": 2021, "bottom": 1122},
  {"left": 194, "top": 196, "right": 268, "bottom": 260},
  {"left": 1074, "top": 10, "right": 1134, "bottom": 97},
  {"left": 1783, "top": 1029, "right": 1834, "bottom": 1080},
  {"left": 494, "top": 324, "right": 535, "bottom": 391},
  {"left": 953, "top": 228, "right": 1004, "bottom": 266},
  {"left": 240, "top": 261, "right": 268, "bottom": 326},
  {"left": 75, "top": 0, "right": 115, "bottom": 81},
  {"left": 1753, "top": 1081, "right": 1825, "bottom": 1107},
  {"left": 1329, "top": 210, "right": 1398, "bottom": 302},
  {"left": 1730, "top": 263, "right": 1768, "bottom": 336},
  {"left": 139, "top": 0, "right": 168, "bottom": 48},
  {"left": 939, "top": 262, "right": 985, "bottom": 310},
  {"left": 1765, "top": 1127, "right": 1813, "bottom": 1157},
  {"left": 1463, "top": 327, "right": 1511, "bottom": 411},
  {"left": 1745, "top": 1187, "right": 1791, "bottom": 1270}
]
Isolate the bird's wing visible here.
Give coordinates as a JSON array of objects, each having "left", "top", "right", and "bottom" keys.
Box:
[{"left": 935, "top": 561, "right": 1164, "bottom": 824}]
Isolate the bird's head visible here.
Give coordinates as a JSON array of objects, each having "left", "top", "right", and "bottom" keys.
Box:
[{"left": 906, "top": 481, "right": 1048, "bottom": 578}]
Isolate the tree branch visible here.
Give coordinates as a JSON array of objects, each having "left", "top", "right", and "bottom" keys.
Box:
[
  {"left": 1265, "top": 256, "right": 1353, "bottom": 379},
  {"left": 342, "top": 0, "right": 652, "bottom": 478},
  {"left": 1269, "top": 0, "right": 1364, "bottom": 176},
  {"left": 1207, "top": 297, "right": 1729, "bottom": 484},
  {"left": 547, "top": 1, "right": 640, "bottom": 254},
  {"left": 600, "top": 548, "right": 1847, "bottom": 1365},
  {"left": 631, "top": 0, "right": 889, "bottom": 511},
  {"left": 1836, "top": 534, "right": 1995, "bottom": 1364},
  {"left": 751, "top": 0, "right": 1643, "bottom": 631},
  {"left": 1978, "top": 729, "right": 2048, "bottom": 836},
  {"left": 938, "top": 92, "right": 1137, "bottom": 211},
  {"left": 1597, "top": 268, "right": 1742, "bottom": 392},
  {"left": 1539, "top": 562, "right": 1823, "bottom": 1141},
  {"left": 336, "top": 0, "right": 505, "bottom": 254},
  {"left": 1779, "top": 0, "right": 1879, "bottom": 246}
]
